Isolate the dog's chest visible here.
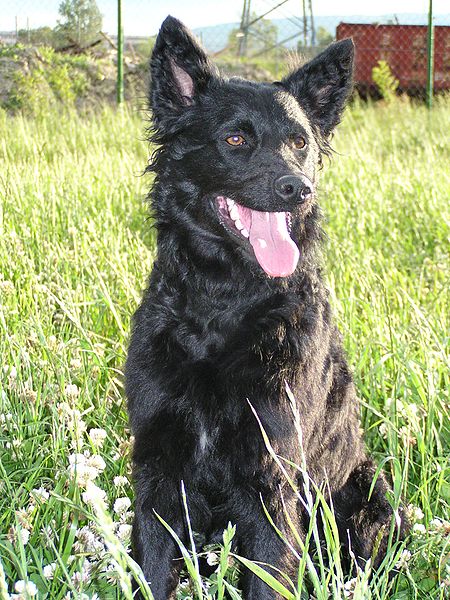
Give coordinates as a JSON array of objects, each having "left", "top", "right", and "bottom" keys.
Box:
[{"left": 198, "top": 423, "right": 213, "bottom": 455}]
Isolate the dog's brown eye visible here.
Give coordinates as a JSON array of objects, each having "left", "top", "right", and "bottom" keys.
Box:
[
  {"left": 292, "top": 136, "right": 306, "bottom": 149},
  {"left": 226, "top": 135, "right": 246, "bottom": 146}
]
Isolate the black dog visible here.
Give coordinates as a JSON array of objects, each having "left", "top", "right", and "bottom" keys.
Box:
[{"left": 125, "top": 16, "right": 406, "bottom": 599}]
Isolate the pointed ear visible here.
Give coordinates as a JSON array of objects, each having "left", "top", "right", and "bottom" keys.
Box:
[
  {"left": 150, "top": 16, "right": 215, "bottom": 132},
  {"left": 281, "top": 39, "right": 354, "bottom": 137}
]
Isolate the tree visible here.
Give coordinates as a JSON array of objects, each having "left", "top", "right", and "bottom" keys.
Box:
[
  {"left": 316, "top": 26, "right": 333, "bottom": 47},
  {"left": 57, "top": 0, "right": 102, "bottom": 48},
  {"left": 298, "top": 25, "right": 333, "bottom": 52},
  {"left": 18, "top": 26, "right": 57, "bottom": 46},
  {"left": 227, "top": 14, "right": 278, "bottom": 57}
]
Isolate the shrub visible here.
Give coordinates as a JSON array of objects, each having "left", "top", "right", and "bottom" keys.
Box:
[{"left": 372, "top": 60, "right": 399, "bottom": 102}]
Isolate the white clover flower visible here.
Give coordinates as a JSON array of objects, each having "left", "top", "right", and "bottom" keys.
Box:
[
  {"left": 47, "top": 335, "right": 58, "bottom": 350},
  {"left": 414, "top": 506, "right": 424, "bottom": 520},
  {"left": 69, "top": 453, "right": 86, "bottom": 467},
  {"left": 59, "top": 404, "right": 87, "bottom": 440},
  {"left": 430, "top": 518, "right": 450, "bottom": 534},
  {"left": 71, "top": 559, "right": 92, "bottom": 587},
  {"left": 113, "top": 497, "right": 131, "bottom": 515},
  {"left": 407, "top": 504, "right": 424, "bottom": 521},
  {"left": 57, "top": 401, "right": 71, "bottom": 416},
  {"left": 179, "top": 579, "right": 190, "bottom": 591},
  {"left": 87, "top": 454, "right": 106, "bottom": 472},
  {"left": 343, "top": 577, "right": 357, "bottom": 598},
  {"left": 0, "top": 413, "right": 11, "bottom": 426},
  {"left": 413, "top": 523, "right": 426, "bottom": 534},
  {"left": 206, "top": 551, "right": 219, "bottom": 566},
  {"left": 31, "top": 487, "right": 50, "bottom": 502},
  {"left": 113, "top": 476, "right": 129, "bottom": 487},
  {"left": 430, "top": 517, "right": 443, "bottom": 530},
  {"left": 43, "top": 563, "right": 56, "bottom": 579},
  {"left": 64, "top": 383, "right": 80, "bottom": 399},
  {"left": 82, "top": 482, "right": 107, "bottom": 506},
  {"left": 18, "top": 528, "right": 30, "bottom": 545},
  {"left": 386, "top": 397, "right": 407, "bottom": 417},
  {"left": 399, "top": 426, "right": 417, "bottom": 446},
  {"left": 15, "top": 508, "right": 33, "bottom": 531},
  {"left": 70, "top": 358, "right": 83, "bottom": 370},
  {"left": 395, "top": 549, "right": 412, "bottom": 569},
  {"left": 121, "top": 510, "right": 134, "bottom": 523},
  {"left": 14, "top": 580, "right": 38, "bottom": 596},
  {"left": 88, "top": 428, "right": 107, "bottom": 447},
  {"left": 69, "top": 453, "right": 105, "bottom": 486},
  {"left": 40, "top": 524, "right": 54, "bottom": 546},
  {"left": 0, "top": 279, "right": 14, "bottom": 293},
  {"left": 379, "top": 422, "right": 388, "bottom": 438},
  {"left": 69, "top": 463, "right": 98, "bottom": 486},
  {"left": 116, "top": 523, "right": 132, "bottom": 544},
  {"left": 74, "top": 526, "right": 104, "bottom": 554},
  {"left": 14, "top": 581, "right": 26, "bottom": 593}
]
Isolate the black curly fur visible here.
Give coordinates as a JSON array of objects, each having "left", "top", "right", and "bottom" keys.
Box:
[{"left": 125, "top": 16, "right": 408, "bottom": 599}]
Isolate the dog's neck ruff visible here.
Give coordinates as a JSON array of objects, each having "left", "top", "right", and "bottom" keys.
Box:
[{"left": 216, "top": 196, "right": 300, "bottom": 278}]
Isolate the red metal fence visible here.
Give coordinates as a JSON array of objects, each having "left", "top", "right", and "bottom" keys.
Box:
[{"left": 336, "top": 23, "right": 450, "bottom": 95}]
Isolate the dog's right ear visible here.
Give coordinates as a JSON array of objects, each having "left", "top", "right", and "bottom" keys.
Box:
[{"left": 150, "top": 16, "right": 215, "bottom": 132}]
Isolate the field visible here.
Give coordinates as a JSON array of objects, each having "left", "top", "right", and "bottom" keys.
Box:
[{"left": 0, "top": 98, "right": 449, "bottom": 599}]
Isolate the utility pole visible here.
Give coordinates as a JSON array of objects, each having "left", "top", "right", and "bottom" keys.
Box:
[
  {"left": 426, "top": 0, "right": 434, "bottom": 109},
  {"left": 302, "top": 0, "right": 307, "bottom": 47},
  {"left": 238, "top": 0, "right": 251, "bottom": 57},
  {"left": 117, "top": 0, "right": 124, "bottom": 104},
  {"left": 309, "top": 0, "right": 315, "bottom": 46}
]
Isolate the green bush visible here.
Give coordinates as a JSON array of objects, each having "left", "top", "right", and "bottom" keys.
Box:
[
  {"left": 372, "top": 60, "right": 399, "bottom": 102},
  {"left": 2, "top": 46, "right": 91, "bottom": 114}
]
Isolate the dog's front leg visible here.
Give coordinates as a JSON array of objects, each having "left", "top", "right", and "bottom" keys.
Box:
[
  {"left": 131, "top": 466, "right": 184, "bottom": 600},
  {"left": 235, "top": 490, "right": 300, "bottom": 600},
  {"left": 332, "top": 459, "right": 408, "bottom": 570}
]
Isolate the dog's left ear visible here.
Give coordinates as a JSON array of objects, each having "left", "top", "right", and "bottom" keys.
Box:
[
  {"left": 150, "top": 16, "right": 215, "bottom": 132},
  {"left": 281, "top": 39, "right": 354, "bottom": 137}
]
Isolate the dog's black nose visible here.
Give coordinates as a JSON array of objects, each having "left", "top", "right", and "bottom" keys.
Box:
[{"left": 274, "top": 175, "right": 313, "bottom": 203}]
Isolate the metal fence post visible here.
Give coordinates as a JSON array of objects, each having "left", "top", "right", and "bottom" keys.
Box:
[
  {"left": 117, "top": 0, "right": 124, "bottom": 104},
  {"left": 426, "top": 0, "right": 434, "bottom": 109}
]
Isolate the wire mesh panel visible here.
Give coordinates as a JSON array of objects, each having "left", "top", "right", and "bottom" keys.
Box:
[{"left": 336, "top": 22, "right": 450, "bottom": 96}]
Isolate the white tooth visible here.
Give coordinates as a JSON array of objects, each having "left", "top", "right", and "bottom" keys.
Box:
[
  {"left": 229, "top": 206, "right": 239, "bottom": 220},
  {"left": 241, "top": 228, "right": 249, "bottom": 238},
  {"left": 235, "top": 219, "right": 244, "bottom": 230}
]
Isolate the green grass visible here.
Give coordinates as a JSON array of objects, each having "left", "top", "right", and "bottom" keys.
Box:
[{"left": 0, "top": 98, "right": 449, "bottom": 599}]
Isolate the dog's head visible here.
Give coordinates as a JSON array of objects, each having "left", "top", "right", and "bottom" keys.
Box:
[{"left": 149, "top": 16, "right": 354, "bottom": 278}]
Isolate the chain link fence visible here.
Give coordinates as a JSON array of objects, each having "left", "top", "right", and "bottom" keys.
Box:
[{"left": 1, "top": 0, "right": 449, "bottom": 107}]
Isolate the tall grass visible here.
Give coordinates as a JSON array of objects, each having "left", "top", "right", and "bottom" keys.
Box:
[{"left": 0, "top": 97, "right": 448, "bottom": 599}]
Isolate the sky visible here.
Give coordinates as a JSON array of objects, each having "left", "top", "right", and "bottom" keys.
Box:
[{"left": 3, "top": 0, "right": 449, "bottom": 36}]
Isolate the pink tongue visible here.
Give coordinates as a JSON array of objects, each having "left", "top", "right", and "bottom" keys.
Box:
[{"left": 236, "top": 205, "right": 299, "bottom": 277}]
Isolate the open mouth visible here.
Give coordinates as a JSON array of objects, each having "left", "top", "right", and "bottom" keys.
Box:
[{"left": 216, "top": 196, "right": 300, "bottom": 278}]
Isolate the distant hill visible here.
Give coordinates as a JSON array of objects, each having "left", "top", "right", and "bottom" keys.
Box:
[{"left": 194, "top": 13, "right": 450, "bottom": 53}]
